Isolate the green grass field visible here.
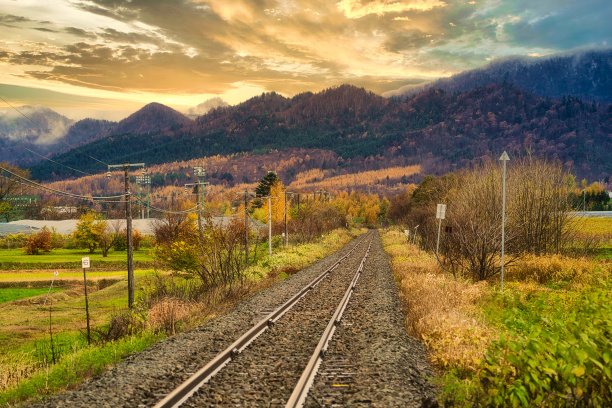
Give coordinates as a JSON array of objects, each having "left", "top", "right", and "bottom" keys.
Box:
[
  {"left": 0, "top": 287, "right": 60, "bottom": 303},
  {"left": 0, "top": 248, "right": 154, "bottom": 264}
]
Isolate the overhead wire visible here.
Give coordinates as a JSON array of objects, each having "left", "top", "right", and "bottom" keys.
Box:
[
  {"left": 0, "top": 97, "right": 209, "bottom": 213},
  {"left": 0, "top": 166, "right": 126, "bottom": 203},
  {"left": 133, "top": 195, "right": 199, "bottom": 215}
]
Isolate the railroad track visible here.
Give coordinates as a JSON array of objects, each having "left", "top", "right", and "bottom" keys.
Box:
[{"left": 154, "top": 232, "right": 373, "bottom": 408}]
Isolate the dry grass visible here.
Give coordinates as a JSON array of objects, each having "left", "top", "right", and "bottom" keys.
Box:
[
  {"left": 507, "top": 254, "right": 610, "bottom": 286},
  {"left": 382, "top": 229, "right": 493, "bottom": 372},
  {"left": 148, "top": 298, "right": 199, "bottom": 335}
]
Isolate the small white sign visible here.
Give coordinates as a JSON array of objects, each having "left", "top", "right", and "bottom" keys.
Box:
[
  {"left": 81, "top": 257, "right": 90, "bottom": 269},
  {"left": 436, "top": 203, "right": 447, "bottom": 220}
]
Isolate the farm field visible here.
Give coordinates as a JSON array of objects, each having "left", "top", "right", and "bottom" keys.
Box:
[
  {"left": 0, "top": 287, "right": 60, "bottom": 303},
  {"left": 0, "top": 248, "right": 154, "bottom": 269},
  {"left": 0, "top": 269, "right": 153, "bottom": 283},
  {"left": 0, "top": 228, "right": 362, "bottom": 405}
]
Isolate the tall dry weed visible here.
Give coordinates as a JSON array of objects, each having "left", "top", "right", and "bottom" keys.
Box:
[
  {"left": 148, "top": 298, "right": 199, "bottom": 335},
  {"left": 382, "top": 229, "right": 493, "bottom": 372},
  {"left": 507, "top": 254, "right": 609, "bottom": 286}
]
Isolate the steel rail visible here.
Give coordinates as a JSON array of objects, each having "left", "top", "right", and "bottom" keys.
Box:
[
  {"left": 285, "top": 239, "right": 372, "bottom": 408},
  {"left": 153, "top": 233, "right": 370, "bottom": 408}
]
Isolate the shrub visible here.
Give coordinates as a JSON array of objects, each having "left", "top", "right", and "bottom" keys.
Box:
[
  {"left": 95, "top": 309, "right": 146, "bottom": 342},
  {"left": 49, "top": 228, "right": 65, "bottom": 249},
  {"left": 23, "top": 227, "right": 52, "bottom": 255},
  {"left": 148, "top": 298, "right": 196, "bottom": 335},
  {"left": 477, "top": 288, "right": 611, "bottom": 407},
  {"left": 156, "top": 217, "right": 248, "bottom": 290},
  {"left": 0, "top": 233, "right": 27, "bottom": 249}
]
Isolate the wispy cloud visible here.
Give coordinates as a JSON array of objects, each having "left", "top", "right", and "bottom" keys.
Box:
[{"left": 0, "top": 0, "right": 609, "bottom": 119}]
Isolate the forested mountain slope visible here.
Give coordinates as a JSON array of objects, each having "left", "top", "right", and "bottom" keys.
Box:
[{"left": 30, "top": 84, "right": 611, "bottom": 181}]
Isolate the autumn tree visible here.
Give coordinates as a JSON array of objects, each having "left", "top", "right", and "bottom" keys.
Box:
[
  {"left": 24, "top": 227, "right": 52, "bottom": 255},
  {"left": 97, "top": 221, "right": 122, "bottom": 257},
  {"left": 73, "top": 212, "right": 106, "bottom": 253}
]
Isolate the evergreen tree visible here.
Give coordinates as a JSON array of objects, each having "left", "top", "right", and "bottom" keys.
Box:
[{"left": 255, "top": 171, "right": 279, "bottom": 197}]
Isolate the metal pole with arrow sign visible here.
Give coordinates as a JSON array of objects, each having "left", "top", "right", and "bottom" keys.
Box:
[{"left": 436, "top": 203, "right": 446, "bottom": 256}]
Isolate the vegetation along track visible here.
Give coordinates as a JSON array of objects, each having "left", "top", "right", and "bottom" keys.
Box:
[{"left": 29, "top": 232, "right": 436, "bottom": 407}]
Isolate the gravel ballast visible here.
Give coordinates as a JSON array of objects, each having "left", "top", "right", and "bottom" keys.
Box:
[{"left": 28, "top": 231, "right": 436, "bottom": 407}]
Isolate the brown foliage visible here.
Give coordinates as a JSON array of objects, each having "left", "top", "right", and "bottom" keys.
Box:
[
  {"left": 23, "top": 227, "right": 52, "bottom": 255},
  {"left": 289, "top": 203, "right": 345, "bottom": 242}
]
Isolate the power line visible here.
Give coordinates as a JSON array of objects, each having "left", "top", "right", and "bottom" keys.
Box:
[
  {"left": 0, "top": 165, "right": 126, "bottom": 202},
  {"left": 134, "top": 195, "right": 199, "bottom": 215}
]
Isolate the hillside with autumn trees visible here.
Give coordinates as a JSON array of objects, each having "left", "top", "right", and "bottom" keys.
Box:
[{"left": 30, "top": 82, "right": 611, "bottom": 182}]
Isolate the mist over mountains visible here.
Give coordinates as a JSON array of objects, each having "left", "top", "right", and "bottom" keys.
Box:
[
  {"left": 1, "top": 49, "right": 609, "bottom": 182},
  {"left": 390, "top": 49, "right": 612, "bottom": 102}
]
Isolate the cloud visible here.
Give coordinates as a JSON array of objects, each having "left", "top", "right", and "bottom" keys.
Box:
[
  {"left": 186, "top": 97, "right": 229, "bottom": 117},
  {"left": 337, "top": 0, "right": 447, "bottom": 19},
  {"left": 0, "top": 0, "right": 609, "bottom": 114}
]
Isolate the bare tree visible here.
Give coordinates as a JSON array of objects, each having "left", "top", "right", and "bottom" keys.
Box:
[{"left": 425, "top": 158, "right": 574, "bottom": 281}]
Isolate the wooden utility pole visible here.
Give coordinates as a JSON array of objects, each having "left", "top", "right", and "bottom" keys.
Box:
[
  {"left": 244, "top": 190, "right": 249, "bottom": 264},
  {"left": 268, "top": 195, "right": 272, "bottom": 256},
  {"left": 284, "top": 190, "right": 288, "bottom": 246},
  {"left": 107, "top": 162, "right": 144, "bottom": 309}
]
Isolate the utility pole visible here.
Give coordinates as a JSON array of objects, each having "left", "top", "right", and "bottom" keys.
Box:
[
  {"left": 107, "top": 162, "right": 144, "bottom": 309},
  {"left": 284, "top": 190, "right": 288, "bottom": 246},
  {"left": 185, "top": 168, "right": 208, "bottom": 241},
  {"left": 244, "top": 190, "right": 250, "bottom": 264},
  {"left": 499, "top": 151, "right": 510, "bottom": 291},
  {"left": 268, "top": 195, "right": 272, "bottom": 256},
  {"left": 136, "top": 173, "right": 150, "bottom": 219}
]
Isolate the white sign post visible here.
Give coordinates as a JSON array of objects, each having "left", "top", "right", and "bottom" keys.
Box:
[
  {"left": 499, "top": 151, "right": 510, "bottom": 291},
  {"left": 435, "top": 204, "right": 446, "bottom": 256},
  {"left": 81, "top": 257, "right": 91, "bottom": 345}
]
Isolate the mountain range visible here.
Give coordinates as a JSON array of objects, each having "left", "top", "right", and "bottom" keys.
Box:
[{"left": 1, "top": 49, "right": 609, "bottom": 182}]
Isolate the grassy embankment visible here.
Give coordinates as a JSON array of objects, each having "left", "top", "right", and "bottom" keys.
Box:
[
  {"left": 0, "top": 228, "right": 363, "bottom": 405},
  {"left": 382, "top": 216, "right": 611, "bottom": 407}
]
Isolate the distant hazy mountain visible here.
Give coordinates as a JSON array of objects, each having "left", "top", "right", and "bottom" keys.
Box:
[
  {"left": 0, "top": 105, "right": 73, "bottom": 145},
  {"left": 394, "top": 49, "right": 612, "bottom": 102},
  {"left": 0, "top": 106, "right": 75, "bottom": 164},
  {"left": 30, "top": 84, "right": 611, "bottom": 181},
  {"left": 113, "top": 102, "right": 192, "bottom": 135}
]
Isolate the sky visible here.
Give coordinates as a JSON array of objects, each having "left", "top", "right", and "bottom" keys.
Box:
[{"left": 0, "top": 0, "right": 610, "bottom": 120}]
